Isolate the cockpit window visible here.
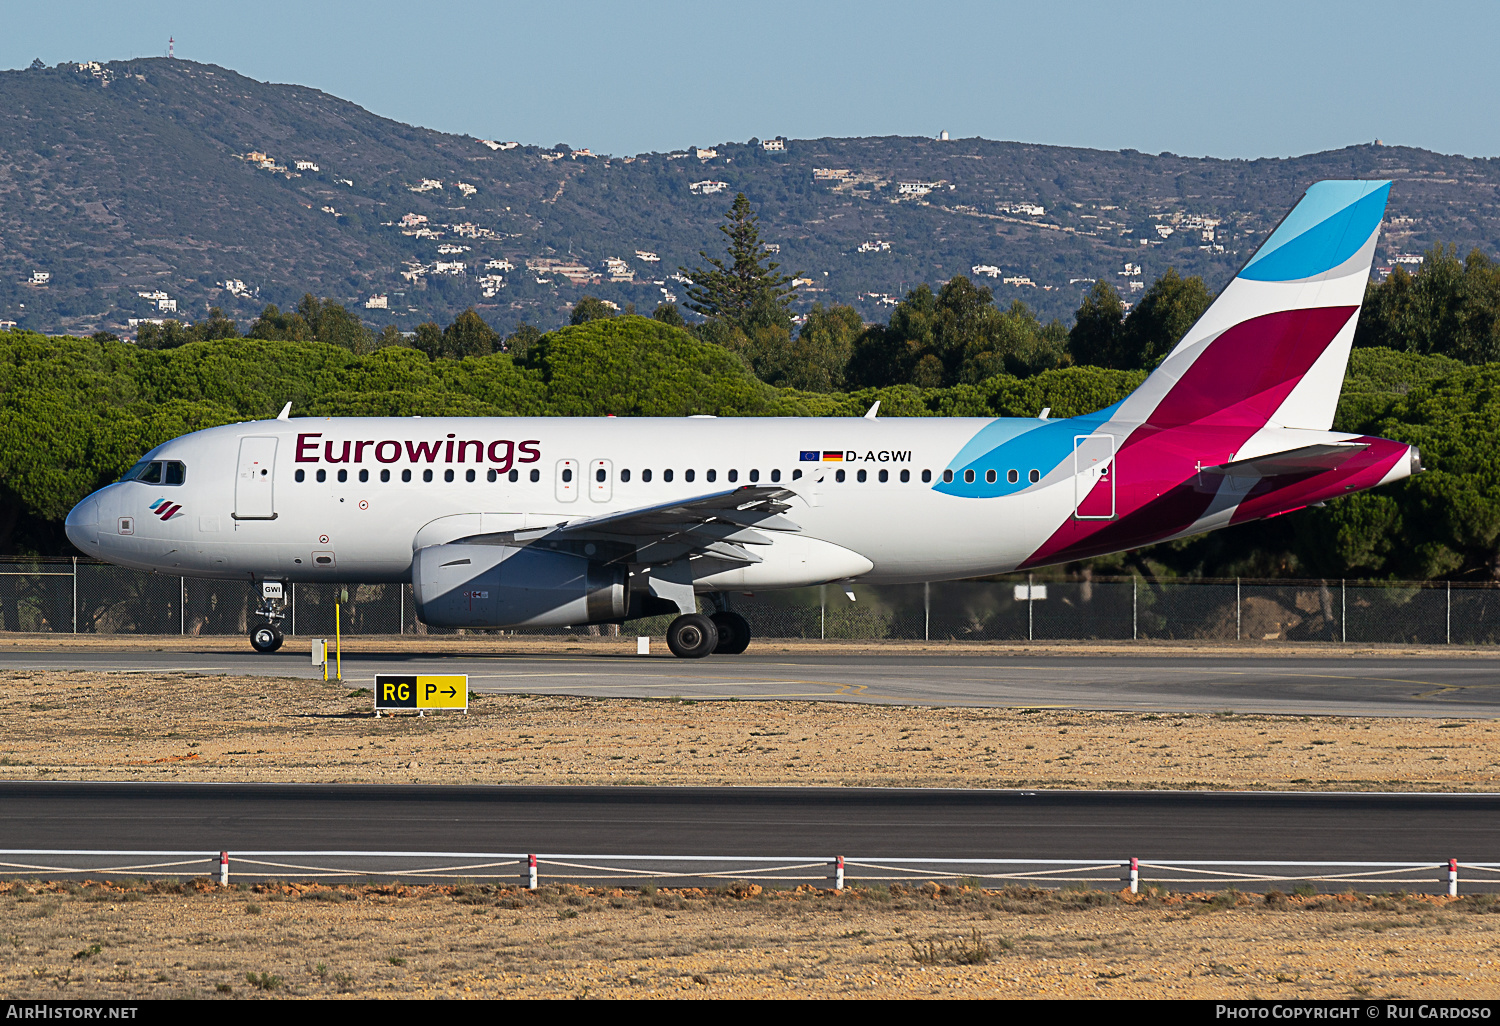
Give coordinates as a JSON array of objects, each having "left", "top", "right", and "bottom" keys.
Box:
[{"left": 121, "top": 460, "right": 186, "bottom": 485}]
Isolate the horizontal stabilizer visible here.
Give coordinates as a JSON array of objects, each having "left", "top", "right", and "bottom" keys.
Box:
[{"left": 1202, "top": 442, "right": 1370, "bottom": 479}]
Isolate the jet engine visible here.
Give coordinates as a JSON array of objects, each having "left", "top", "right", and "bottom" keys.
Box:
[{"left": 412, "top": 542, "right": 626, "bottom": 628}]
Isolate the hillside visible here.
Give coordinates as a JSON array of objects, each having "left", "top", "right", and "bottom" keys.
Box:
[{"left": 4, "top": 58, "right": 1500, "bottom": 336}]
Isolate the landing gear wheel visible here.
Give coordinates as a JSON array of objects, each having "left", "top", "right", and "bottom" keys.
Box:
[
  {"left": 711, "top": 611, "right": 751, "bottom": 655},
  {"left": 249, "top": 623, "right": 284, "bottom": 653},
  {"left": 666, "top": 613, "right": 719, "bottom": 659}
]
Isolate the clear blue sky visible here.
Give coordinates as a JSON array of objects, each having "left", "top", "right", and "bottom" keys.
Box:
[{"left": 7, "top": 1, "right": 1498, "bottom": 159}]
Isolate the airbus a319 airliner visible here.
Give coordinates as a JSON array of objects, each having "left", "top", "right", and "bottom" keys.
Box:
[{"left": 65, "top": 181, "right": 1420, "bottom": 658}]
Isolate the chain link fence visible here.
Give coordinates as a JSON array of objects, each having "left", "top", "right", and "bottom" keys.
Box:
[{"left": 0, "top": 558, "right": 1496, "bottom": 645}]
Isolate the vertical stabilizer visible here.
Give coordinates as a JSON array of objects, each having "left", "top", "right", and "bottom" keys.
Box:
[{"left": 1114, "top": 180, "right": 1391, "bottom": 432}]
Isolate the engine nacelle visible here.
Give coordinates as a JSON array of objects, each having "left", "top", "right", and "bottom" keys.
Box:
[{"left": 412, "top": 542, "right": 626, "bottom": 628}]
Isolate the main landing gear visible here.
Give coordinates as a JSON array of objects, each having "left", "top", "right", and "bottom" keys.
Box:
[
  {"left": 249, "top": 579, "right": 287, "bottom": 653},
  {"left": 664, "top": 599, "right": 753, "bottom": 659}
]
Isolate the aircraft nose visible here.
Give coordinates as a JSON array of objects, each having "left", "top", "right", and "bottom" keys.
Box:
[{"left": 65, "top": 495, "right": 101, "bottom": 554}]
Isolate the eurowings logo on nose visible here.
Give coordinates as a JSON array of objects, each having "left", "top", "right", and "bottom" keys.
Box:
[{"left": 149, "top": 498, "right": 183, "bottom": 521}]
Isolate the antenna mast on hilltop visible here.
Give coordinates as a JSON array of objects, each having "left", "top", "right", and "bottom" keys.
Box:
[{"left": 168, "top": 37, "right": 174, "bottom": 59}]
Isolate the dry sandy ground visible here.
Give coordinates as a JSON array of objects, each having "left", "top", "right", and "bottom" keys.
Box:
[
  {"left": 0, "top": 669, "right": 1496, "bottom": 790},
  {"left": 1, "top": 879, "right": 1499, "bottom": 1000},
  {"left": 2, "top": 646, "right": 1499, "bottom": 1000}
]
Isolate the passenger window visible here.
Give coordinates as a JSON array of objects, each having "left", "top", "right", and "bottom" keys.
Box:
[
  {"left": 530, "top": 469, "right": 540, "bottom": 483},
  {"left": 295, "top": 469, "right": 305, "bottom": 483},
  {"left": 337, "top": 469, "right": 348, "bottom": 483},
  {"left": 381, "top": 469, "right": 390, "bottom": 482},
  {"left": 749, "top": 469, "right": 759, "bottom": 482},
  {"left": 466, "top": 469, "right": 476, "bottom": 482},
  {"left": 664, "top": 469, "right": 674, "bottom": 482},
  {"left": 728, "top": 469, "right": 738, "bottom": 483},
  {"left": 857, "top": 469, "right": 867, "bottom": 482},
  {"left": 792, "top": 469, "right": 801, "bottom": 480},
  {"left": 423, "top": 469, "right": 433, "bottom": 483},
  {"left": 706, "top": 469, "right": 716, "bottom": 483},
  {"left": 900, "top": 469, "right": 910, "bottom": 483},
  {"left": 359, "top": 469, "right": 369, "bottom": 483},
  {"left": 942, "top": 470, "right": 953, "bottom": 483},
  {"left": 770, "top": 469, "right": 780, "bottom": 482},
  {"left": 621, "top": 469, "right": 631, "bottom": 483},
  {"left": 1029, "top": 469, "right": 1040, "bottom": 483},
  {"left": 509, "top": 469, "right": 519, "bottom": 482},
  {"left": 985, "top": 469, "right": 996, "bottom": 483},
  {"left": 487, "top": 469, "right": 497, "bottom": 482},
  {"left": 879, "top": 469, "right": 889, "bottom": 483},
  {"left": 402, "top": 469, "right": 412, "bottom": 483},
  {"left": 316, "top": 469, "right": 327, "bottom": 483},
  {"left": 1008, "top": 469, "right": 1019, "bottom": 484},
  {"left": 443, "top": 469, "right": 454, "bottom": 483},
  {"left": 164, "top": 461, "right": 186, "bottom": 485},
  {"left": 685, "top": 469, "right": 694, "bottom": 483},
  {"left": 643, "top": 469, "right": 652, "bottom": 483},
  {"left": 964, "top": 470, "right": 975, "bottom": 483},
  {"left": 596, "top": 468, "right": 606, "bottom": 483},
  {"left": 562, "top": 468, "right": 573, "bottom": 483},
  {"left": 835, "top": 469, "right": 846, "bottom": 482}
]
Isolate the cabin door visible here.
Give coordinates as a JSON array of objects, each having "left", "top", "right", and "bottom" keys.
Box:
[{"left": 1073, "top": 434, "right": 1116, "bottom": 520}]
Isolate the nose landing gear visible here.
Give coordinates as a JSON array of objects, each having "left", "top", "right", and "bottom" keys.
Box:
[
  {"left": 249, "top": 580, "right": 288, "bottom": 653},
  {"left": 250, "top": 623, "right": 284, "bottom": 653}
]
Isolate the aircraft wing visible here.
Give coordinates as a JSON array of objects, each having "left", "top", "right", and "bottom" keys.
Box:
[
  {"left": 1199, "top": 442, "right": 1371, "bottom": 481},
  {"left": 453, "top": 485, "right": 802, "bottom": 568}
]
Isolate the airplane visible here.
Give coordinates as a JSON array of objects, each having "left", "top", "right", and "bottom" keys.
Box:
[{"left": 64, "top": 180, "right": 1419, "bottom": 658}]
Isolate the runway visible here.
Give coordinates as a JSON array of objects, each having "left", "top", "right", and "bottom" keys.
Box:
[
  {"left": 0, "top": 783, "right": 1494, "bottom": 891},
  {"left": 4, "top": 647, "right": 1500, "bottom": 717}
]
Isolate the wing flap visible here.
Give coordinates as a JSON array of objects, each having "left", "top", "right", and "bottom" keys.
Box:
[{"left": 448, "top": 485, "right": 801, "bottom": 568}]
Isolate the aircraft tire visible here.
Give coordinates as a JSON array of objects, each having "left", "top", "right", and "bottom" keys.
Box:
[
  {"left": 250, "top": 623, "right": 283, "bottom": 654},
  {"left": 711, "top": 611, "right": 751, "bottom": 655},
  {"left": 666, "top": 613, "right": 719, "bottom": 659}
]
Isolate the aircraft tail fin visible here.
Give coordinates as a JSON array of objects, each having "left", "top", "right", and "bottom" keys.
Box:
[{"left": 1114, "top": 180, "right": 1391, "bottom": 432}]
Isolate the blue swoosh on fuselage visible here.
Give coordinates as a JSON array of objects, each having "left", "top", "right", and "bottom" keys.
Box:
[{"left": 935, "top": 401, "right": 1123, "bottom": 498}]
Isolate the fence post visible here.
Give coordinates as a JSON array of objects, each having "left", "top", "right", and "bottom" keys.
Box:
[
  {"left": 1448, "top": 857, "right": 1458, "bottom": 897},
  {"left": 219, "top": 850, "right": 229, "bottom": 886},
  {"left": 399, "top": 584, "right": 404, "bottom": 636},
  {"left": 1447, "top": 580, "right": 1451, "bottom": 645},
  {"left": 1132, "top": 576, "right": 1137, "bottom": 640},
  {"left": 832, "top": 855, "right": 844, "bottom": 891},
  {"left": 1341, "top": 579, "right": 1346, "bottom": 643},
  {"left": 291, "top": 583, "right": 296, "bottom": 637},
  {"left": 527, "top": 853, "right": 538, "bottom": 891},
  {"left": 72, "top": 557, "right": 77, "bottom": 634},
  {"left": 924, "top": 582, "right": 930, "bottom": 642},
  {"left": 180, "top": 577, "right": 185, "bottom": 636},
  {"left": 1235, "top": 577, "right": 1241, "bottom": 641},
  {"left": 1128, "top": 856, "right": 1139, "bottom": 895},
  {"left": 820, "top": 584, "right": 825, "bottom": 640},
  {"left": 1027, "top": 572, "right": 1034, "bottom": 642}
]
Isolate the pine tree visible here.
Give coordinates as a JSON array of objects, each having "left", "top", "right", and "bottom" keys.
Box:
[{"left": 680, "top": 193, "right": 798, "bottom": 322}]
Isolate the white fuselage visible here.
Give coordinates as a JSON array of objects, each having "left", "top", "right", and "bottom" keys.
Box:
[{"left": 66, "top": 415, "right": 1073, "bottom": 588}]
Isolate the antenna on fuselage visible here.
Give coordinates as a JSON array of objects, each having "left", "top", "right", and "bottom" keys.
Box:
[
  {"left": 863, "top": 401, "right": 880, "bottom": 419},
  {"left": 1039, "top": 407, "right": 1051, "bottom": 419},
  {"left": 276, "top": 402, "right": 292, "bottom": 421}
]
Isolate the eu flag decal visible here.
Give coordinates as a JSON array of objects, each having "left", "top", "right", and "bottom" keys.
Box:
[{"left": 799, "top": 451, "right": 819, "bottom": 462}]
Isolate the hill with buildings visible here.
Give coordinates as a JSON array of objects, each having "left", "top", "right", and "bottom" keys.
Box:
[{"left": 3, "top": 57, "right": 1500, "bottom": 336}]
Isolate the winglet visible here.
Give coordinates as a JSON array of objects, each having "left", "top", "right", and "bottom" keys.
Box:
[
  {"left": 276, "top": 402, "right": 292, "bottom": 421},
  {"left": 864, "top": 401, "right": 880, "bottom": 420}
]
